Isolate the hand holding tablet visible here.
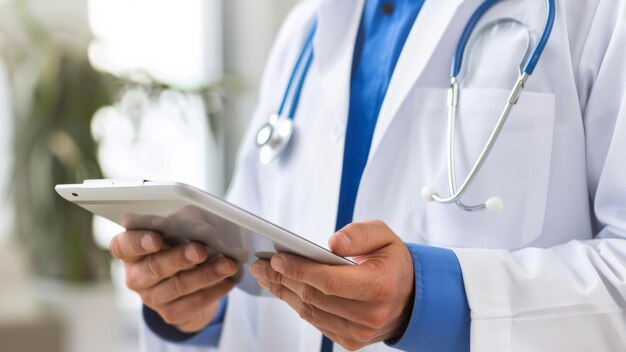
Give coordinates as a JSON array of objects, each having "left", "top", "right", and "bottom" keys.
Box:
[{"left": 55, "top": 179, "right": 353, "bottom": 295}]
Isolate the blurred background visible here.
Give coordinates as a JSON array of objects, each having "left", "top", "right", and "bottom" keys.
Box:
[{"left": 0, "top": 0, "right": 298, "bottom": 351}]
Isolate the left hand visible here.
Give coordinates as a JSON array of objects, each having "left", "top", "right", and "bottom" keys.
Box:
[{"left": 250, "top": 220, "right": 415, "bottom": 351}]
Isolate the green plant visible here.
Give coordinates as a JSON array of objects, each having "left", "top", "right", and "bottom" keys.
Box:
[{"left": 3, "top": 0, "right": 115, "bottom": 282}]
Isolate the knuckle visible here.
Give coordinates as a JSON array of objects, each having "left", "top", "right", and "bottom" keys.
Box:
[
  {"left": 284, "top": 265, "right": 302, "bottom": 281},
  {"left": 373, "top": 219, "right": 391, "bottom": 233},
  {"left": 364, "top": 308, "right": 389, "bottom": 329},
  {"left": 296, "top": 302, "right": 314, "bottom": 322},
  {"left": 144, "top": 255, "right": 164, "bottom": 280},
  {"left": 159, "top": 310, "right": 175, "bottom": 325},
  {"left": 300, "top": 285, "right": 319, "bottom": 305},
  {"left": 150, "top": 286, "right": 176, "bottom": 306},
  {"left": 159, "top": 306, "right": 182, "bottom": 325},
  {"left": 177, "top": 320, "right": 200, "bottom": 333},
  {"left": 139, "top": 291, "right": 155, "bottom": 307},
  {"left": 166, "top": 276, "right": 184, "bottom": 297},
  {"left": 171, "top": 247, "right": 190, "bottom": 267},
  {"left": 124, "top": 267, "right": 142, "bottom": 290},
  {"left": 124, "top": 274, "right": 136, "bottom": 290},
  {"left": 269, "top": 283, "right": 283, "bottom": 300},
  {"left": 350, "top": 326, "right": 373, "bottom": 344},
  {"left": 341, "top": 339, "right": 363, "bottom": 352},
  {"left": 319, "top": 276, "right": 339, "bottom": 295},
  {"left": 370, "top": 219, "right": 386, "bottom": 228},
  {"left": 290, "top": 265, "right": 306, "bottom": 282},
  {"left": 267, "top": 265, "right": 283, "bottom": 283},
  {"left": 199, "top": 265, "right": 219, "bottom": 284}
]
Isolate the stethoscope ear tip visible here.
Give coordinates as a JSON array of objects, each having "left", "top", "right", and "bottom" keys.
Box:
[
  {"left": 421, "top": 186, "right": 437, "bottom": 202},
  {"left": 485, "top": 197, "right": 503, "bottom": 212}
]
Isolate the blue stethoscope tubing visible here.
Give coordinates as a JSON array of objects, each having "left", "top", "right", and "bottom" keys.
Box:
[
  {"left": 257, "top": 0, "right": 557, "bottom": 213},
  {"left": 255, "top": 21, "right": 317, "bottom": 164},
  {"left": 422, "top": 0, "right": 557, "bottom": 212},
  {"left": 452, "top": 0, "right": 556, "bottom": 77},
  {"left": 278, "top": 21, "right": 317, "bottom": 119}
]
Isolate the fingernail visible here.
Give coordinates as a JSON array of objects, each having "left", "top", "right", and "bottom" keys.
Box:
[
  {"left": 141, "top": 235, "right": 156, "bottom": 251},
  {"left": 184, "top": 245, "right": 200, "bottom": 262},
  {"left": 271, "top": 256, "right": 285, "bottom": 273},
  {"left": 215, "top": 259, "right": 232, "bottom": 276}
]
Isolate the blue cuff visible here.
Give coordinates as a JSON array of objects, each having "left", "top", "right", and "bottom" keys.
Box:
[
  {"left": 143, "top": 297, "right": 228, "bottom": 346},
  {"left": 386, "top": 244, "right": 470, "bottom": 352}
]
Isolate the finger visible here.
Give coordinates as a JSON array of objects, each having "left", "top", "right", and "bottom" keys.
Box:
[
  {"left": 157, "top": 281, "right": 235, "bottom": 328},
  {"left": 318, "top": 327, "right": 369, "bottom": 352},
  {"left": 252, "top": 260, "right": 390, "bottom": 329},
  {"left": 258, "top": 279, "right": 375, "bottom": 344},
  {"left": 110, "top": 230, "right": 163, "bottom": 262},
  {"left": 330, "top": 220, "right": 396, "bottom": 257},
  {"left": 126, "top": 242, "right": 209, "bottom": 290},
  {"left": 260, "top": 255, "right": 382, "bottom": 301},
  {"left": 145, "top": 257, "right": 238, "bottom": 306},
  {"left": 122, "top": 213, "right": 168, "bottom": 232},
  {"left": 173, "top": 205, "right": 210, "bottom": 222}
]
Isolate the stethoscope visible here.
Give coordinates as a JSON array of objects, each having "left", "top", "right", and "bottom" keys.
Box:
[
  {"left": 255, "top": 22, "right": 317, "bottom": 165},
  {"left": 256, "top": 0, "right": 556, "bottom": 212}
]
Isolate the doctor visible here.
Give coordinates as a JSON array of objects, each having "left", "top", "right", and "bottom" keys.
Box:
[{"left": 110, "top": 0, "right": 626, "bottom": 351}]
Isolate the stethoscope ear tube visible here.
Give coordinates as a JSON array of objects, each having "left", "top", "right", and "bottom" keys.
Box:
[
  {"left": 256, "top": 20, "right": 318, "bottom": 164},
  {"left": 451, "top": 0, "right": 556, "bottom": 77},
  {"left": 524, "top": 0, "right": 556, "bottom": 74}
]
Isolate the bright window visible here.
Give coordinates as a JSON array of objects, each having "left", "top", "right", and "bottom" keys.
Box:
[{"left": 88, "top": 0, "right": 222, "bottom": 88}]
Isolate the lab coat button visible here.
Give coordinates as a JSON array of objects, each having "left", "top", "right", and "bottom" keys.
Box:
[{"left": 381, "top": 3, "right": 394, "bottom": 15}]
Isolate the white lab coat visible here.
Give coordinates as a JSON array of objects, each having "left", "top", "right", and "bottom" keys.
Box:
[{"left": 144, "top": 0, "right": 626, "bottom": 351}]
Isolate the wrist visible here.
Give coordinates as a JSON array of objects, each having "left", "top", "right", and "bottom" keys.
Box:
[
  {"left": 176, "top": 298, "right": 222, "bottom": 333},
  {"left": 390, "top": 243, "right": 417, "bottom": 340}
]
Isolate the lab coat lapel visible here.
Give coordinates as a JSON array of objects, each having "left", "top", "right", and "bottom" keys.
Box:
[
  {"left": 314, "top": 0, "right": 364, "bottom": 124},
  {"left": 368, "top": 0, "right": 464, "bottom": 160}
]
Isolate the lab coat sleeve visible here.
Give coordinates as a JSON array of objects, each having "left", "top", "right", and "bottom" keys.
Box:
[
  {"left": 386, "top": 244, "right": 470, "bottom": 352},
  {"left": 452, "top": 4, "right": 626, "bottom": 351}
]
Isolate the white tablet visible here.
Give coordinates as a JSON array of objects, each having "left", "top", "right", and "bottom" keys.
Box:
[{"left": 56, "top": 179, "right": 353, "bottom": 295}]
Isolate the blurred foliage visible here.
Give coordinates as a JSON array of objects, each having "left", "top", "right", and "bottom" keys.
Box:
[
  {"left": 1, "top": 0, "right": 228, "bottom": 282},
  {"left": 1, "top": 0, "right": 115, "bottom": 282}
]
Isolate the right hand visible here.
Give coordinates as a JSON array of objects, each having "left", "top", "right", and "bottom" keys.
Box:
[{"left": 110, "top": 230, "right": 238, "bottom": 333}]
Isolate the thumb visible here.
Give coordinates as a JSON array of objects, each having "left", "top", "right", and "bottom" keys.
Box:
[{"left": 329, "top": 220, "right": 396, "bottom": 257}]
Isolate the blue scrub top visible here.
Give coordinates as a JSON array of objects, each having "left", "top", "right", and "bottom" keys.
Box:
[
  {"left": 328, "top": 0, "right": 471, "bottom": 351},
  {"left": 335, "top": 0, "right": 423, "bottom": 232}
]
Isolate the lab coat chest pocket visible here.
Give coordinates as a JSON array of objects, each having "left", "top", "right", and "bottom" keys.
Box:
[{"left": 415, "top": 88, "right": 556, "bottom": 249}]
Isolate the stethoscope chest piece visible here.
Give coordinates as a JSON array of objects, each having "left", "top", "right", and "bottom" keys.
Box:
[{"left": 257, "top": 114, "right": 294, "bottom": 165}]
